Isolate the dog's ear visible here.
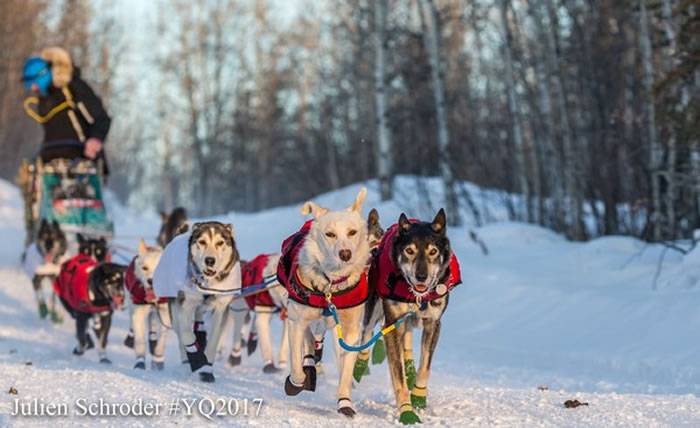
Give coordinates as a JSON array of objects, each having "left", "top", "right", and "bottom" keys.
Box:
[
  {"left": 77, "top": 233, "right": 85, "bottom": 244},
  {"left": 398, "top": 213, "right": 412, "bottom": 234},
  {"left": 349, "top": 187, "right": 368, "bottom": 213},
  {"left": 368, "top": 208, "right": 379, "bottom": 226},
  {"left": 138, "top": 239, "right": 147, "bottom": 255},
  {"left": 160, "top": 211, "right": 168, "bottom": 222},
  {"left": 175, "top": 223, "right": 189, "bottom": 236},
  {"left": 52, "top": 219, "right": 61, "bottom": 230},
  {"left": 301, "top": 202, "right": 329, "bottom": 219},
  {"left": 99, "top": 237, "right": 107, "bottom": 245},
  {"left": 192, "top": 222, "right": 203, "bottom": 231},
  {"left": 225, "top": 224, "right": 235, "bottom": 238},
  {"left": 431, "top": 208, "right": 447, "bottom": 235}
]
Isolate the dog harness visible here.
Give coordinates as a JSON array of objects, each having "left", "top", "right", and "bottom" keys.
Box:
[
  {"left": 370, "top": 222, "right": 462, "bottom": 303},
  {"left": 278, "top": 220, "right": 369, "bottom": 309},
  {"left": 54, "top": 253, "right": 110, "bottom": 313},
  {"left": 241, "top": 254, "right": 278, "bottom": 310},
  {"left": 125, "top": 258, "right": 167, "bottom": 305}
]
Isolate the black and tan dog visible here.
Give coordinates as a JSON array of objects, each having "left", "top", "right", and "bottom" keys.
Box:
[
  {"left": 23, "top": 219, "right": 68, "bottom": 321},
  {"left": 369, "top": 209, "right": 461, "bottom": 424},
  {"left": 55, "top": 235, "right": 126, "bottom": 363}
]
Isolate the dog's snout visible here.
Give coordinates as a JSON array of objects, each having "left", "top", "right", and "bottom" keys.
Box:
[
  {"left": 415, "top": 271, "right": 428, "bottom": 282},
  {"left": 147, "top": 278, "right": 153, "bottom": 286},
  {"left": 204, "top": 257, "right": 216, "bottom": 267},
  {"left": 339, "top": 249, "right": 352, "bottom": 262}
]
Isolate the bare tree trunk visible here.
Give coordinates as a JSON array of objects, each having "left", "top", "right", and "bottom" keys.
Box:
[
  {"left": 418, "top": 0, "right": 461, "bottom": 226},
  {"left": 499, "top": 0, "right": 531, "bottom": 222},
  {"left": 640, "top": 0, "right": 662, "bottom": 240},
  {"left": 544, "top": 0, "right": 584, "bottom": 239},
  {"left": 374, "top": 0, "right": 393, "bottom": 201}
]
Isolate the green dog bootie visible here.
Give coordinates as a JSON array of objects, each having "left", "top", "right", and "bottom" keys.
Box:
[
  {"left": 38, "top": 302, "right": 48, "bottom": 319},
  {"left": 371, "top": 337, "right": 386, "bottom": 364},
  {"left": 399, "top": 410, "right": 421, "bottom": 425},
  {"left": 411, "top": 385, "right": 427, "bottom": 409},
  {"left": 405, "top": 359, "right": 417, "bottom": 390},
  {"left": 50, "top": 309, "right": 63, "bottom": 324},
  {"left": 353, "top": 357, "right": 370, "bottom": 383}
]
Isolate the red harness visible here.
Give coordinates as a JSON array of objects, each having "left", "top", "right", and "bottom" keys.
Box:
[
  {"left": 241, "top": 254, "right": 277, "bottom": 310},
  {"left": 277, "top": 220, "right": 369, "bottom": 309},
  {"left": 370, "top": 222, "right": 462, "bottom": 303},
  {"left": 54, "top": 253, "right": 110, "bottom": 313},
  {"left": 124, "top": 258, "right": 167, "bottom": 305}
]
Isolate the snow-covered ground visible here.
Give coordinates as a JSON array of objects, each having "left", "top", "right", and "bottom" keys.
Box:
[{"left": 2, "top": 177, "right": 700, "bottom": 427}]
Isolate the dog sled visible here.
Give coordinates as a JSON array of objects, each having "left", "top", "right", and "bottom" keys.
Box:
[{"left": 20, "top": 157, "right": 113, "bottom": 245}]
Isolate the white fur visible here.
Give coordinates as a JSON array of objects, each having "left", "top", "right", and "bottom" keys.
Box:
[{"left": 287, "top": 188, "right": 369, "bottom": 414}]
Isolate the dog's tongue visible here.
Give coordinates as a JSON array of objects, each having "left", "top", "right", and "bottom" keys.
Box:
[{"left": 414, "top": 283, "right": 427, "bottom": 293}]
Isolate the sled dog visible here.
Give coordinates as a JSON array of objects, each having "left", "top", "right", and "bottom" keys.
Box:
[{"left": 153, "top": 221, "right": 241, "bottom": 383}]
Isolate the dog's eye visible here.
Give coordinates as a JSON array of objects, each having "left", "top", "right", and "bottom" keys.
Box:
[
  {"left": 428, "top": 248, "right": 438, "bottom": 256},
  {"left": 325, "top": 232, "right": 336, "bottom": 239},
  {"left": 198, "top": 239, "right": 207, "bottom": 246},
  {"left": 142, "top": 266, "right": 149, "bottom": 272},
  {"left": 348, "top": 229, "right": 357, "bottom": 237},
  {"left": 215, "top": 241, "right": 225, "bottom": 247},
  {"left": 405, "top": 247, "right": 415, "bottom": 256}
]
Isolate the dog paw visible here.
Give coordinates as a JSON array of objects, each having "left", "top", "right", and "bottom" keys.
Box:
[
  {"left": 72, "top": 347, "right": 84, "bottom": 356},
  {"left": 263, "top": 363, "right": 280, "bottom": 374},
  {"left": 134, "top": 361, "right": 146, "bottom": 370},
  {"left": 228, "top": 353, "right": 242, "bottom": 367},
  {"left": 353, "top": 358, "right": 369, "bottom": 383},
  {"left": 123, "top": 335, "right": 134, "bottom": 349},
  {"left": 404, "top": 359, "right": 417, "bottom": 390},
  {"left": 399, "top": 410, "right": 421, "bottom": 425},
  {"left": 38, "top": 302, "right": 48, "bottom": 319},
  {"left": 371, "top": 338, "right": 386, "bottom": 364},
  {"left": 99, "top": 357, "right": 112, "bottom": 365},
  {"left": 199, "top": 372, "right": 215, "bottom": 383},
  {"left": 337, "top": 398, "right": 355, "bottom": 418},
  {"left": 411, "top": 393, "right": 427, "bottom": 410},
  {"left": 303, "top": 358, "right": 317, "bottom": 391},
  {"left": 186, "top": 346, "right": 208, "bottom": 372},
  {"left": 247, "top": 332, "right": 258, "bottom": 355},
  {"left": 337, "top": 406, "right": 356, "bottom": 418},
  {"left": 49, "top": 310, "right": 63, "bottom": 324},
  {"left": 284, "top": 376, "right": 304, "bottom": 396},
  {"left": 151, "top": 361, "right": 164, "bottom": 371}
]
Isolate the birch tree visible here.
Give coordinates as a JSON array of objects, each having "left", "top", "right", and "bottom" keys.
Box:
[
  {"left": 374, "top": 0, "right": 393, "bottom": 201},
  {"left": 418, "top": 0, "right": 461, "bottom": 226}
]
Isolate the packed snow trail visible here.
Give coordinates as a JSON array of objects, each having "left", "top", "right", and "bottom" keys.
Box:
[{"left": 2, "top": 178, "right": 700, "bottom": 427}]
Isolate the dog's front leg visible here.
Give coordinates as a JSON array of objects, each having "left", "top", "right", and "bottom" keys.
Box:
[
  {"left": 73, "top": 312, "right": 90, "bottom": 355},
  {"left": 278, "top": 318, "right": 289, "bottom": 368},
  {"left": 334, "top": 304, "right": 364, "bottom": 417},
  {"left": 203, "top": 295, "right": 234, "bottom": 375},
  {"left": 227, "top": 302, "right": 248, "bottom": 366},
  {"left": 284, "top": 300, "right": 319, "bottom": 396},
  {"left": 255, "top": 309, "right": 276, "bottom": 371},
  {"left": 131, "top": 304, "right": 151, "bottom": 368},
  {"left": 96, "top": 312, "right": 112, "bottom": 364},
  {"left": 383, "top": 300, "right": 420, "bottom": 424},
  {"left": 413, "top": 317, "right": 441, "bottom": 410},
  {"left": 172, "top": 291, "right": 205, "bottom": 372},
  {"left": 152, "top": 302, "right": 170, "bottom": 370}
]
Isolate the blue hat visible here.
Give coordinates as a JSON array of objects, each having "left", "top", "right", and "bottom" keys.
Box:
[{"left": 22, "top": 57, "right": 52, "bottom": 95}]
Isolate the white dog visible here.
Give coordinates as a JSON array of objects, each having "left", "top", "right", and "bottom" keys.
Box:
[{"left": 278, "top": 187, "right": 370, "bottom": 417}]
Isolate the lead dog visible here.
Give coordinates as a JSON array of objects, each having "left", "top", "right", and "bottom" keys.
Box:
[
  {"left": 277, "top": 188, "right": 370, "bottom": 417},
  {"left": 369, "top": 209, "right": 461, "bottom": 424},
  {"left": 153, "top": 221, "right": 241, "bottom": 382}
]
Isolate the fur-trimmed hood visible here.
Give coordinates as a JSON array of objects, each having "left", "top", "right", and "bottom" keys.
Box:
[{"left": 40, "top": 46, "right": 73, "bottom": 88}]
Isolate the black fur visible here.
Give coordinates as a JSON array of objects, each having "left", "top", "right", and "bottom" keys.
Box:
[
  {"left": 77, "top": 234, "right": 108, "bottom": 262},
  {"left": 36, "top": 219, "right": 67, "bottom": 263},
  {"left": 158, "top": 207, "right": 188, "bottom": 247}
]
